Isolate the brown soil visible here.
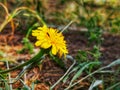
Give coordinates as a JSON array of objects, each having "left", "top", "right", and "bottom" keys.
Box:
[
  {"left": 65, "top": 31, "right": 120, "bottom": 65},
  {"left": 0, "top": 30, "right": 120, "bottom": 89}
]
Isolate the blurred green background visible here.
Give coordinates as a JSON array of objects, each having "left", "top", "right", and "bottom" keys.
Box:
[{"left": 0, "top": 0, "right": 120, "bottom": 34}]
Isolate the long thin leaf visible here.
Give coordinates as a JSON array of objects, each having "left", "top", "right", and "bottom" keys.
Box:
[
  {"left": 70, "top": 61, "right": 101, "bottom": 85},
  {"left": 63, "top": 62, "right": 87, "bottom": 83},
  {"left": 62, "top": 62, "right": 87, "bottom": 83},
  {"left": 5, "top": 82, "right": 9, "bottom": 90},
  {"left": 106, "top": 59, "right": 120, "bottom": 68},
  {"left": 89, "top": 80, "right": 103, "bottom": 90},
  {"left": 106, "top": 82, "right": 120, "bottom": 90}
]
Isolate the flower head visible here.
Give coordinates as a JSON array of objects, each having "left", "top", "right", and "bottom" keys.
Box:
[{"left": 32, "top": 25, "right": 68, "bottom": 57}]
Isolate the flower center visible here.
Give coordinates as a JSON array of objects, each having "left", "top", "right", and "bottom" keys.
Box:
[{"left": 51, "top": 41, "right": 56, "bottom": 45}]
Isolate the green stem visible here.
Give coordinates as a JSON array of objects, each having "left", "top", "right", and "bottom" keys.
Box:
[
  {"left": 0, "top": 49, "right": 45, "bottom": 74},
  {"left": 26, "top": 23, "right": 39, "bottom": 38}
]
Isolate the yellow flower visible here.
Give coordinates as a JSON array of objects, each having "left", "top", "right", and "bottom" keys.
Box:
[{"left": 32, "top": 25, "right": 68, "bottom": 57}]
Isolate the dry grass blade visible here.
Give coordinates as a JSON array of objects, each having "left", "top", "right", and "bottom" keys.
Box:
[
  {"left": 0, "top": 2, "right": 15, "bottom": 35},
  {"left": 0, "top": 6, "right": 46, "bottom": 32}
]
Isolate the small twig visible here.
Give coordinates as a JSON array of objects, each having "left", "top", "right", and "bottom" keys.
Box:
[
  {"left": 61, "top": 20, "right": 74, "bottom": 33},
  {"left": 6, "top": 61, "right": 12, "bottom": 90},
  {"left": 23, "top": 61, "right": 27, "bottom": 84}
]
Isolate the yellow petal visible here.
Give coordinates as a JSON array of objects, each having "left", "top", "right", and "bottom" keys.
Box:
[
  {"left": 51, "top": 45, "right": 57, "bottom": 55},
  {"left": 32, "top": 30, "right": 41, "bottom": 37},
  {"left": 41, "top": 42, "right": 51, "bottom": 49},
  {"left": 32, "top": 26, "right": 68, "bottom": 58},
  {"left": 35, "top": 41, "right": 42, "bottom": 46},
  {"left": 58, "top": 50, "right": 63, "bottom": 57}
]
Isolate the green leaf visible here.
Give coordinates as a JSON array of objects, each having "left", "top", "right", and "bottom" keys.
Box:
[
  {"left": 106, "top": 59, "right": 120, "bottom": 68},
  {"left": 20, "top": 79, "right": 31, "bottom": 90},
  {"left": 0, "top": 74, "right": 10, "bottom": 90},
  {"left": 89, "top": 80, "right": 103, "bottom": 90},
  {"left": 31, "top": 82, "right": 35, "bottom": 90},
  {"left": 50, "top": 53, "right": 66, "bottom": 70},
  {"left": 5, "top": 82, "right": 10, "bottom": 90},
  {"left": 22, "top": 86, "right": 31, "bottom": 90},
  {"left": 76, "top": 50, "right": 88, "bottom": 63},
  {"left": 62, "top": 75, "right": 69, "bottom": 83},
  {"left": 18, "top": 37, "right": 34, "bottom": 54},
  {"left": 70, "top": 61, "right": 101, "bottom": 85},
  {"left": 106, "top": 82, "right": 120, "bottom": 90},
  {"left": 0, "top": 51, "right": 4, "bottom": 57},
  {"left": 62, "top": 62, "right": 87, "bottom": 83}
]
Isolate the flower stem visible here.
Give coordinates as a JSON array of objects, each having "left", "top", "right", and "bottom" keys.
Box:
[{"left": 0, "top": 49, "right": 45, "bottom": 74}]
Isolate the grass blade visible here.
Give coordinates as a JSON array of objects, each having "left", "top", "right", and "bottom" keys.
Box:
[
  {"left": 89, "top": 80, "right": 103, "bottom": 90},
  {"left": 106, "top": 59, "right": 120, "bottom": 68},
  {"left": 106, "top": 82, "right": 120, "bottom": 90},
  {"left": 70, "top": 61, "right": 100, "bottom": 85}
]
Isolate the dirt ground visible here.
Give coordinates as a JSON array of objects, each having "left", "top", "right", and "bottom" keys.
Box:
[{"left": 0, "top": 29, "right": 120, "bottom": 89}]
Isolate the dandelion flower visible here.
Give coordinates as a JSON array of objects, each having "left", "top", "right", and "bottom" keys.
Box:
[{"left": 32, "top": 25, "right": 68, "bottom": 57}]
